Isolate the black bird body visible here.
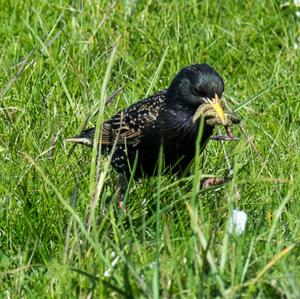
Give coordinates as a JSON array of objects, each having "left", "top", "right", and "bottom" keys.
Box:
[
  {"left": 68, "top": 64, "right": 226, "bottom": 180},
  {"left": 110, "top": 91, "right": 213, "bottom": 178}
]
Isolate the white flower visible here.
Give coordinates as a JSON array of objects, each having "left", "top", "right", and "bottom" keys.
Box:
[
  {"left": 103, "top": 256, "right": 120, "bottom": 277},
  {"left": 228, "top": 209, "right": 247, "bottom": 236},
  {"left": 294, "top": 0, "right": 300, "bottom": 7}
]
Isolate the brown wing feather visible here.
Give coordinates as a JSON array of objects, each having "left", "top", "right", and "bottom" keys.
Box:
[
  {"left": 100, "top": 90, "right": 166, "bottom": 146},
  {"left": 100, "top": 111, "right": 142, "bottom": 146},
  {"left": 66, "top": 90, "right": 167, "bottom": 147}
]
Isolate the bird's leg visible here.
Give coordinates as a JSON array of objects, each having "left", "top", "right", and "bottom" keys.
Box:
[{"left": 117, "top": 174, "right": 128, "bottom": 209}]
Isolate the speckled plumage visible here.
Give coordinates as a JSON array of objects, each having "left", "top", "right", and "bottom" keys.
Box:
[{"left": 68, "top": 64, "right": 226, "bottom": 180}]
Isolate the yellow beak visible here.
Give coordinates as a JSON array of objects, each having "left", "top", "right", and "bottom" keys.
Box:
[
  {"left": 211, "top": 94, "right": 225, "bottom": 124},
  {"left": 211, "top": 101, "right": 225, "bottom": 124}
]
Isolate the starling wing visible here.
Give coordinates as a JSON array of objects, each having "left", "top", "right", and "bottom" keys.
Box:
[{"left": 65, "top": 90, "right": 166, "bottom": 148}]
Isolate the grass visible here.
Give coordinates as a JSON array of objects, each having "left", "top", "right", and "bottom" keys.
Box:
[{"left": 0, "top": 0, "right": 300, "bottom": 297}]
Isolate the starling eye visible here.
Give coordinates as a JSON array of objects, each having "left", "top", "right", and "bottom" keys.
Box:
[
  {"left": 192, "top": 87, "right": 205, "bottom": 97},
  {"left": 192, "top": 87, "right": 200, "bottom": 95}
]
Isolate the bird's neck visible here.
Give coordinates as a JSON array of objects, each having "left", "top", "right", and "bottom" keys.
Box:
[{"left": 160, "top": 102, "right": 199, "bottom": 141}]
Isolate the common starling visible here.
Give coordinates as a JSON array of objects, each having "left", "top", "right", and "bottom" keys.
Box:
[{"left": 67, "top": 64, "right": 239, "bottom": 196}]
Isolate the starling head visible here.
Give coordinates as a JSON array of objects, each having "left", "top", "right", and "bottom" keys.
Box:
[{"left": 166, "top": 64, "right": 224, "bottom": 107}]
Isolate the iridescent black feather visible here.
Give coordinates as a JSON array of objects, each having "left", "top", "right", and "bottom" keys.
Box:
[{"left": 67, "top": 64, "right": 224, "bottom": 179}]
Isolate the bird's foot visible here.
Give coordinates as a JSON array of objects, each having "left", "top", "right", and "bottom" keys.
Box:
[
  {"left": 117, "top": 198, "right": 124, "bottom": 209},
  {"left": 201, "top": 176, "right": 231, "bottom": 189}
]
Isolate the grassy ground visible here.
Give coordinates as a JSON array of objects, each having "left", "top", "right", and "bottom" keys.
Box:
[{"left": 1, "top": 0, "right": 300, "bottom": 298}]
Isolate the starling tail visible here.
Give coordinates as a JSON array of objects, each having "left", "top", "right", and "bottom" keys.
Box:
[{"left": 65, "top": 127, "right": 95, "bottom": 146}]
